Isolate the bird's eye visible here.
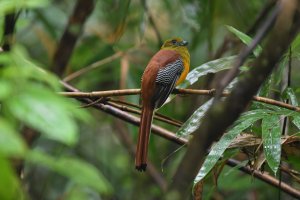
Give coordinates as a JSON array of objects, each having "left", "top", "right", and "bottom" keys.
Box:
[{"left": 171, "top": 39, "right": 177, "bottom": 44}]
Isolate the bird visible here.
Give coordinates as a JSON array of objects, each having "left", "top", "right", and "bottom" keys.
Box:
[{"left": 135, "top": 37, "right": 190, "bottom": 171}]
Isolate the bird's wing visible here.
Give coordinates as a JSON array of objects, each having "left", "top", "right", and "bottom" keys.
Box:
[{"left": 152, "top": 59, "right": 184, "bottom": 108}]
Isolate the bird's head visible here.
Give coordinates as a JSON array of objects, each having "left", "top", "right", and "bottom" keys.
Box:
[{"left": 161, "top": 37, "right": 188, "bottom": 50}]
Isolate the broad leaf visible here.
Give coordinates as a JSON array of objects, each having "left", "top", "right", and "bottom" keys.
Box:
[
  {"left": 179, "top": 56, "right": 236, "bottom": 88},
  {"left": 262, "top": 115, "right": 281, "bottom": 174},
  {"left": 194, "top": 109, "right": 269, "bottom": 183},
  {"left": 8, "top": 46, "right": 61, "bottom": 91},
  {"left": 0, "top": 0, "right": 49, "bottom": 15},
  {"left": 27, "top": 150, "right": 112, "bottom": 194},
  {"left": 0, "top": 156, "right": 23, "bottom": 199},
  {"left": 176, "top": 99, "right": 213, "bottom": 137},
  {"left": 253, "top": 102, "right": 297, "bottom": 117},
  {"left": 291, "top": 33, "right": 300, "bottom": 51},
  {"left": 292, "top": 115, "right": 300, "bottom": 131},
  {"left": 284, "top": 87, "right": 298, "bottom": 106},
  {"left": 64, "top": 185, "right": 93, "bottom": 200},
  {"left": 0, "top": 118, "right": 26, "bottom": 156},
  {"left": 258, "top": 76, "right": 272, "bottom": 97},
  {"left": 0, "top": 80, "right": 12, "bottom": 100},
  {"left": 8, "top": 86, "right": 79, "bottom": 145},
  {"left": 226, "top": 25, "right": 262, "bottom": 57}
]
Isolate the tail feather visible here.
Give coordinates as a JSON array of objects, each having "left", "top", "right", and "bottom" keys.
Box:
[{"left": 135, "top": 106, "right": 154, "bottom": 171}]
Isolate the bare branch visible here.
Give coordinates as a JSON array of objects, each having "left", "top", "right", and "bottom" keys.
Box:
[
  {"left": 59, "top": 88, "right": 300, "bottom": 112},
  {"left": 60, "top": 89, "right": 140, "bottom": 98}
]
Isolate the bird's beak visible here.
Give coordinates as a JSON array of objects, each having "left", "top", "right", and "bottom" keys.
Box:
[{"left": 179, "top": 40, "right": 188, "bottom": 46}]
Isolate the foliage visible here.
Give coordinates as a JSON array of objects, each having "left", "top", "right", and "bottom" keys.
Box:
[
  {"left": 226, "top": 25, "right": 262, "bottom": 57},
  {"left": 0, "top": 1, "right": 112, "bottom": 198},
  {"left": 183, "top": 27, "right": 300, "bottom": 192},
  {"left": 1, "top": 0, "right": 300, "bottom": 199}
]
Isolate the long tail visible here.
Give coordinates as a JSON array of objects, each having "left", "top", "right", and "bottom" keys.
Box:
[{"left": 135, "top": 105, "right": 154, "bottom": 171}]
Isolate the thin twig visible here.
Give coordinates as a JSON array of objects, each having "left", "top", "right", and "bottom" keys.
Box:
[
  {"left": 63, "top": 51, "right": 124, "bottom": 82},
  {"left": 226, "top": 159, "right": 300, "bottom": 199},
  {"left": 60, "top": 89, "right": 140, "bottom": 98},
  {"left": 59, "top": 88, "right": 300, "bottom": 112},
  {"left": 281, "top": 166, "right": 300, "bottom": 184},
  {"left": 109, "top": 98, "right": 183, "bottom": 125},
  {"left": 106, "top": 101, "right": 182, "bottom": 127},
  {"left": 108, "top": 98, "right": 141, "bottom": 109}
]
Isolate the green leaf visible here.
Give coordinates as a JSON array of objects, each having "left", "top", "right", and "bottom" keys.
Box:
[
  {"left": 0, "top": 80, "right": 12, "bottom": 100},
  {"left": 10, "top": 46, "right": 61, "bottom": 91},
  {"left": 0, "top": 156, "right": 23, "bottom": 199},
  {"left": 0, "top": 47, "right": 61, "bottom": 92},
  {"left": 176, "top": 99, "right": 213, "bottom": 136},
  {"left": 258, "top": 76, "right": 272, "bottom": 97},
  {"left": 0, "top": 0, "right": 49, "bottom": 15},
  {"left": 226, "top": 25, "right": 262, "bottom": 57},
  {"left": 2, "top": 46, "right": 90, "bottom": 145},
  {"left": 292, "top": 115, "right": 300, "bottom": 131},
  {"left": 64, "top": 184, "right": 92, "bottom": 200},
  {"left": 0, "top": 118, "right": 27, "bottom": 156},
  {"left": 194, "top": 109, "right": 268, "bottom": 183},
  {"left": 253, "top": 102, "right": 297, "bottom": 117},
  {"left": 284, "top": 87, "right": 298, "bottom": 106},
  {"left": 262, "top": 115, "right": 281, "bottom": 174},
  {"left": 274, "top": 56, "right": 288, "bottom": 85},
  {"left": 291, "top": 33, "right": 300, "bottom": 51},
  {"left": 27, "top": 150, "right": 112, "bottom": 194},
  {"left": 179, "top": 56, "right": 236, "bottom": 88},
  {"left": 8, "top": 86, "right": 79, "bottom": 145}
]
